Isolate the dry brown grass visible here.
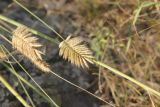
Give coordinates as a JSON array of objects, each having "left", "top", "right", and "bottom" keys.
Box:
[
  {"left": 74, "top": 0, "right": 160, "bottom": 106},
  {"left": 97, "top": 35, "right": 160, "bottom": 106}
]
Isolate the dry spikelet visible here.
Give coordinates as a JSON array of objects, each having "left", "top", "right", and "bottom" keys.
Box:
[
  {"left": 0, "top": 46, "right": 8, "bottom": 61},
  {"left": 59, "top": 36, "right": 94, "bottom": 68},
  {"left": 12, "top": 26, "right": 50, "bottom": 72}
]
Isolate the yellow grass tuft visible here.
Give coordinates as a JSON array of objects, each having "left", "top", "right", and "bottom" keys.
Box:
[
  {"left": 12, "top": 26, "right": 50, "bottom": 72},
  {"left": 59, "top": 36, "right": 94, "bottom": 68}
]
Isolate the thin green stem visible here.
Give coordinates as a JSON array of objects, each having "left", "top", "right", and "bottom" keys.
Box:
[
  {"left": 50, "top": 70, "right": 115, "bottom": 107},
  {"left": 0, "top": 15, "right": 58, "bottom": 44},
  {"left": 93, "top": 60, "right": 160, "bottom": 97},
  {"left": 133, "top": 1, "right": 160, "bottom": 25},
  {"left": 1, "top": 62, "right": 52, "bottom": 104},
  {"left": 0, "top": 74, "right": 31, "bottom": 107},
  {"left": 0, "top": 25, "right": 11, "bottom": 34},
  {"left": 13, "top": 0, "right": 64, "bottom": 41},
  {"left": 0, "top": 46, "right": 35, "bottom": 107},
  {"left": 0, "top": 34, "right": 12, "bottom": 44},
  {"left": 17, "top": 78, "right": 36, "bottom": 107},
  {"left": 8, "top": 61, "right": 36, "bottom": 107},
  {"left": 2, "top": 46, "right": 59, "bottom": 107}
]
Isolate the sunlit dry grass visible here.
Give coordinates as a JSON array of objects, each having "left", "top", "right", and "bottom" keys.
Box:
[{"left": 76, "top": 0, "right": 160, "bottom": 106}]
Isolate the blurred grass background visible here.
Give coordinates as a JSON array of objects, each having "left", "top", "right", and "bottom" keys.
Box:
[{"left": 77, "top": 0, "right": 160, "bottom": 106}]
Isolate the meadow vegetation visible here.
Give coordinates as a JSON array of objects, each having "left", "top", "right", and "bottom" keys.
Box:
[{"left": 0, "top": 0, "right": 160, "bottom": 107}]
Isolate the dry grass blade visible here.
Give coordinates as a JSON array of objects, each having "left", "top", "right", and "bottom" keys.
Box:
[
  {"left": 59, "top": 36, "right": 94, "bottom": 68},
  {"left": 12, "top": 26, "right": 50, "bottom": 72}
]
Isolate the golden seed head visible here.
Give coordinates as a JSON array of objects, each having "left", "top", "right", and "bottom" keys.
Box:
[
  {"left": 59, "top": 36, "right": 94, "bottom": 68},
  {"left": 12, "top": 26, "right": 50, "bottom": 72}
]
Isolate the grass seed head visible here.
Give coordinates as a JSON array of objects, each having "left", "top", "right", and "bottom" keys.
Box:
[{"left": 12, "top": 26, "right": 50, "bottom": 72}]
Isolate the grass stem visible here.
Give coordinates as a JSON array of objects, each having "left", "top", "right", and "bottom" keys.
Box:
[
  {"left": 93, "top": 60, "right": 160, "bottom": 97},
  {"left": 0, "top": 74, "right": 31, "bottom": 107}
]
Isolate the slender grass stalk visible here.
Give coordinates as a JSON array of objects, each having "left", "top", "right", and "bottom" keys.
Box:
[
  {"left": 17, "top": 77, "right": 36, "bottom": 107},
  {"left": 49, "top": 70, "right": 115, "bottom": 107},
  {"left": 1, "top": 62, "right": 53, "bottom": 105},
  {"left": 2, "top": 46, "right": 59, "bottom": 107},
  {"left": 0, "top": 74, "right": 31, "bottom": 107},
  {"left": 133, "top": 1, "right": 160, "bottom": 25},
  {"left": 0, "top": 46, "right": 35, "bottom": 107},
  {"left": 0, "top": 25, "right": 13, "bottom": 41},
  {"left": 0, "top": 25, "right": 11, "bottom": 34},
  {"left": 125, "top": 37, "right": 132, "bottom": 53},
  {"left": 93, "top": 60, "right": 160, "bottom": 97},
  {"left": 0, "top": 19, "right": 13, "bottom": 30},
  {"left": 0, "top": 15, "right": 58, "bottom": 44},
  {"left": 0, "top": 34, "right": 12, "bottom": 44},
  {"left": 8, "top": 61, "right": 36, "bottom": 107},
  {"left": 13, "top": 0, "right": 64, "bottom": 40}
]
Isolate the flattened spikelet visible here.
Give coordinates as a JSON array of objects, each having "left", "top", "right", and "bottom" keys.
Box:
[
  {"left": 34, "top": 60, "right": 51, "bottom": 72},
  {"left": 59, "top": 36, "right": 94, "bottom": 68},
  {"left": 0, "top": 46, "right": 7, "bottom": 61},
  {"left": 12, "top": 26, "right": 50, "bottom": 72}
]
